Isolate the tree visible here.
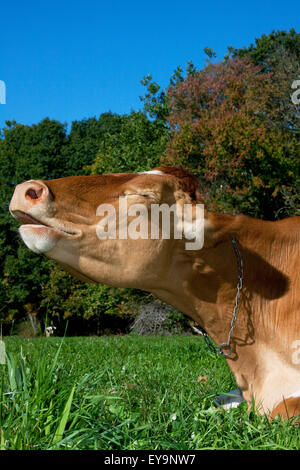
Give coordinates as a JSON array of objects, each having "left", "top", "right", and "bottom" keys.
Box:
[
  {"left": 230, "top": 29, "right": 300, "bottom": 135},
  {"left": 88, "top": 111, "right": 168, "bottom": 175},
  {"left": 39, "top": 265, "right": 144, "bottom": 335},
  {"left": 0, "top": 118, "right": 68, "bottom": 324},
  {"left": 165, "top": 56, "right": 299, "bottom": 219},
  {"left": 230, "top": 29, "right": 300, "bottom": 67},
  {"left": 0, "top": 112, "right": 165, "bottom": 329},
  {"left": 61, "top": 113, "right": 123, "bottom": 176}
]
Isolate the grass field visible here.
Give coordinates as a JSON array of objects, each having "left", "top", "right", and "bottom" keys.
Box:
[{"left": 0, "top": 335, "right": 299, "bottom": 450}]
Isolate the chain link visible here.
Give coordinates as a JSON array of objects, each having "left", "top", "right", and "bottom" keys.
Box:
[{"left": 200, "top": 237, "right": 244, "bottom": 358}]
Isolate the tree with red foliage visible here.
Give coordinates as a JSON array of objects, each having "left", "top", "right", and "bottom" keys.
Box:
[{"left": 164, "top": 56, "right": 299, "bottom": 219}]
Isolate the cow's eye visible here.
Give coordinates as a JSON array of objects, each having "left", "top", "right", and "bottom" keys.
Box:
[{"left": 124, "top": 190, "right": 159, "bottom": 201}]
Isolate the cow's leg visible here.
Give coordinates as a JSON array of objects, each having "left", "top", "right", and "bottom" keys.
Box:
[{"left": 214, "top": 388, "right": 245, "bottom": 410}]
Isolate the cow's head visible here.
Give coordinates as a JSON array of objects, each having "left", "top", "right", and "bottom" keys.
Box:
[{"left": 9, "top": 167, "right": 204, "bottom": 289}]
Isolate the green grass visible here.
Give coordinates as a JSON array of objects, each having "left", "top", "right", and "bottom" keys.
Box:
[{"left": 0, "top": 335, "right": 299, "bottom": 450}]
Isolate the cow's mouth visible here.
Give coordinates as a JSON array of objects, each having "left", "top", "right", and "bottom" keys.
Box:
[{"left": 12, "top": 210, "right": 79, "bottom": 236}]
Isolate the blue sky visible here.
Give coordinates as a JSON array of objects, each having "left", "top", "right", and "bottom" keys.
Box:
[{"left": 0, "top": 0, "right": 298, "bottom": 131}]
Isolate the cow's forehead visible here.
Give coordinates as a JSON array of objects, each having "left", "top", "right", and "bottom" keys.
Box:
[
  {"left": 40, "top": 167, "right": 201, "bottom": 204},
  {"left": 42, "top": 171, "right": 172, "bottom": 196}
]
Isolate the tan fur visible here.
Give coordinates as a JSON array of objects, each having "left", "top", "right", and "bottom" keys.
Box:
[{"left": 270, "top": 397, "right": 300, "bottom": 424}]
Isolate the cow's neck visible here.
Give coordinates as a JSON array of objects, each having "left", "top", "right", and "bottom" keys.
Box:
[{"left": 152, "top": 213, "right": 298, "bottom": 409}]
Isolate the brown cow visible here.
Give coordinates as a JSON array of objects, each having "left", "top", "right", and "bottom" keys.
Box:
[{"left": 9, "top": 167, "right": 300, "bottom": 421}]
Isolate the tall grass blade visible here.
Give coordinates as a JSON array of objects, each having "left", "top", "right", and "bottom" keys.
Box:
[{"left": 52, "top": 385, "right": 75, "bottom": 446}]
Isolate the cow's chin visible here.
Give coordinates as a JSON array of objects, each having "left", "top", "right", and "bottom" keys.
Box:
[{"left": 19, "top": 225, "right": 65, "bottom": 254}]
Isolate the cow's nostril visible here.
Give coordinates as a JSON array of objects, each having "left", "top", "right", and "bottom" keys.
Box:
[{"left": 25, "top": 187, "right": 44, "bottom": 200}]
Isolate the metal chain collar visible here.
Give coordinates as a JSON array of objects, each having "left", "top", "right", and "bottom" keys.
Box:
[{"left": 200, "top": 236, "right": 244, "bottom": 358}]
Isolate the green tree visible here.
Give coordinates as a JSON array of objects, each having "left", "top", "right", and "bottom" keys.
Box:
[
  {"left": 0, "top": 112, "right": 163, "bottom": 329},
  {"left": 61, "top": 113, "right": 123, "bottom": 175},
  {"left": 88, "top": 111, "right": 168, "bottom": 174},
  {"left": 0, "top": 118, "right": 68, "bottom": 324},
  {"left": 230, "top": 29, "right": 300, "bottom": 134},
  {"left": 230, "top": 29, "right": 300, "bottom": 67},
  {"left": 39, "top": 265, "right": 145, "bottom": 335}
]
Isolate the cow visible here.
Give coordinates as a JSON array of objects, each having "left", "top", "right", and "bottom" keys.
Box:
[
  {"left": 9, "top": 166, "right": 300, "bottom": 422},
  {"left": 45, "top": 326, "right": 56, "bottom": 337}
]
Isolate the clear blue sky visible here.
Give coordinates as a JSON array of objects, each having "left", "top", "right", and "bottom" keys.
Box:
[{"left": 0, "top": 0, "right": 298, "bottom": 132}]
